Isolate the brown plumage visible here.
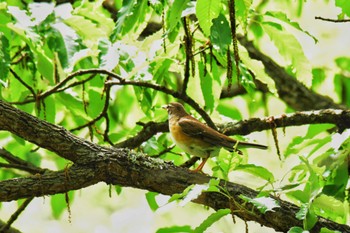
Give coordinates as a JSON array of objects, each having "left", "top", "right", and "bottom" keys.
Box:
[{"left": 163, "top": 102, "right": 267, "bottom": 172}]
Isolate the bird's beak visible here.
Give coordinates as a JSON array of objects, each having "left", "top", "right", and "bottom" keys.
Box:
[{"left": 162, "top": 104, "right": 168, "bottom": 110}]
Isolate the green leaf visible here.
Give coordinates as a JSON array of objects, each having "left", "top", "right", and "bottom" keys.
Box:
[
  {"left": 235, "top": 0, "right": 252, "bottom": 25},
  {"left": 250, "top": 21, "right": 264, "bottom": 38},
  {"left": 112, "top": 0, "right": 149, "bottom": 38},
  {"left": 145, "top": 191, "right": 159, "bottom": 211},
  {"left": 335, "top": 0, "right": 350, "bottom": 17},
  {"left": 166, "top": 0, "right": 190, "bottom": 32},
  {"left": 296, "top": 202, "right": 308, "bottom": 220},
  {"left": 265, "top": 11, "right": 318, "bottom": 43},
  {"left": 240, "top": 49, "right": 277, "bottom": 94},
  {"left": 134, "top": 87, "right": 154, "bottom": 118},
  {"left": 207, "top": 178, "right": 221, "bottom": 192},
  {"left": 305, "top": 124, "right": 334, "bottom": 139},
  {"left": 51, "top": 192, "right": 74, "bottom": 219},
  {"left": 320, "top": 228, "right": 342, "bottom": 233},
  {"left": 196, "top": 0, "right": 221, "bottom": 36},
  {"left": 312, "top": 194, "right": 348, "bottom": 224},
  {"left": 198, "top": 61, "right": 214, "bottom": 111},
  {"left": 304, "top": 208, "right": 318, "bottom": 230},
  {"left": 51, "top": 22, "right": 83, "bottom": 70},
  {"left": 115, "top": 185, "right": 123, "bottom": 195},
  {"left": 217, "top": 102, "right": 242, "bottom": 120},
  {"left": 335, "top": 57, "right": 350, "bottom": 72},
  {"left": 168, "top": 184, "right": 194, "bottom": 203},
  {"left": 262, "top": 22, "right": 313, "bottom": 87},
  {"left": 240, "top": 195, "right": 280, "bottom": 214},
  {"left": 36, "top": 49, "right": 54, "bottom": 81},
  {"left": 56, "top": 92, "right": 89, "bottom": 123},
  {"left": 210, "top": 14, "right": 231, "bottom": 55},
  {"left": 239, "top": 62, "right": 256, "bottom": 95},
  {"left": 235, "top": 164, "right": 275, "bottom": 182},
  {"left": 286, "top": 190, "right": 309, "bottom": 204},
  {"left": 156, "top": 225, "right": 192, "bottom": 233},
  {"left": 287, "top": 226, "right": 305, "bottom": 233},
  {"left": 42, "top": 95, "right": 56, "bottom": 123},
  {"left": 193, "top": 209, "right": 231, "bottom": 233},
  {"left": 0, "top": 32, "right": 10, "bottom": 80},
  {"left": 312, "top": 68, "right": 326, "bottom": 89}
]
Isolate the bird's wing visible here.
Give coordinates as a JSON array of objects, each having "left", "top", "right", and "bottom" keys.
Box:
[
  {"left": 178, "top": 116, "right": 267, "bottom": 151},
  {"left": 178, "top": 116, "right": 236, "bottom": 150}
]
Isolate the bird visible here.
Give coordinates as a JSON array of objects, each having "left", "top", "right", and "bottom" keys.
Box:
[{"left": 163, "top": 102, "right": 267, "bottom": 172}]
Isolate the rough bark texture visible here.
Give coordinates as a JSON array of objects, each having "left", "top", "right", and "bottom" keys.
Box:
[{"left": 0, "top": 100, "right": 349, "bottom": 232}]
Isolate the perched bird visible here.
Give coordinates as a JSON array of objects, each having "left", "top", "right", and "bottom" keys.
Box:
[{"left": 163, "top": 102, "right": 267, "bottom": 172}]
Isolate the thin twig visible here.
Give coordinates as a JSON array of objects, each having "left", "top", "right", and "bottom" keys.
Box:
[
  {"left": 228, "top": 0, "right": 240, "bottom": 90},
  {"left": 70, "top": 82, "right": 112, "bottom": 132},
  {"left": 0, "top": 197, "right": 34, "bottom": 232},
  {"left": 9, "top": 68, "right": 36, "bottom": 98},
  {"left": 315, "top": 16, "right": 350, "bottom": 22},
  {"left": 182, "top": 17, "right": 192, "bottom": 95},
  {"left": 0, "top": 148, "right": 47, "bottom": 174},
  {"left": 106, "top": 79, "right": 216, "bottom": 129}
]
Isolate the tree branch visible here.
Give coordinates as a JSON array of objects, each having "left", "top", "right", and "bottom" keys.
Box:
[
  {"left": 0, "top": 148, "right": 348, "bottom": 232},
  {"left": 0, "top": 197, "right": 34, "bottom": 232},
  {"left": 315, "top": 16, "right": 350, "bottom": 23},
  {"left": 219, "top": 109, "right": 350, "bottom": 136},
  {"left": 0, "top": 100, "right": 108, "bottom": 164},
  {"left": 114, "top": 121, "right": 168, "bottom": 149},
  {"left": 0, "top": 101, "right": 349, "bottom": 232}
]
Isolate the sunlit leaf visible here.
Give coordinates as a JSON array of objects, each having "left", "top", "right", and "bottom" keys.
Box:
[
  {"left": 262, "top": 22, "right": 313, "bottom": 87},
  {"left": 145, "top": 191, "right": 159, "bottom": 211},
  {"left": 156, "top": 225, "right": 192, "bottom": 233},
  {"left": 240, "top": 195, "right": 280, "bottom": 214},
  {"left": 265, "top": 11, "right": 318, "bottom": 43},
  {"left": 28, "top": 2, "right": 55, "bottom": 25},
  {"left": 235, "top": 164, "right": 275, "bottom": 182},
  {"left": 167, "top": 0, "right": 190, "bottom": 32},
  {"left": 193, "top": 209, "right": 231, "bottom": 233},
  {"left": 198, "top": 61, "right": 214, "bottom": 111},
  {"left": 239, "top": 62, "right": 256, "bottom": 95},
  {"left": 312, "top": 194, "right": 348, "bottom": 224},
  {"left": 51, "top": 192, "right": 74, "bottom": 219},
  {"left": 335, "top": 0, "right": 350, "bottom": 17},
  {"left": 196, "top": 0, "right": 221, "bottom": 36},
  {"left": 112, "top": 0, "right": 149, "bottom": 38},
  {"left": 287, "top": 226, "right": 305, "bottom": 233},
  {"left": 335, "top": 57, "right": 350, "bottom": 72}
]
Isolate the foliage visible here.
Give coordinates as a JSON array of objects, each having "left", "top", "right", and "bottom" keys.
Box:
[{"left": 0, "top": 0, "right": 349, "bottom": 232}]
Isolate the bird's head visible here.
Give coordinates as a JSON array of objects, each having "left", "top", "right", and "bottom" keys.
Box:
[{"left": 162, "top": 102, "right": 188, "bottom": 119}]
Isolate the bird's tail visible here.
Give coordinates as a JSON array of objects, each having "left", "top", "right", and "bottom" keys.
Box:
[{"left": 236, "top": 141, "right": 268, "bottom": 150}]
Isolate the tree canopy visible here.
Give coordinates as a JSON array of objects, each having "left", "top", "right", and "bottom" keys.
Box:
[{"left": 0, "top": 0, "right": 349, "bottom": 232}]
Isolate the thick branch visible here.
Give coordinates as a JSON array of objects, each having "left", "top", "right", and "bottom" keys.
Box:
[
  {"left": 0, "top": 150, "right": 348, "bottom": 233},
  {"left": 0, "top": 100, "right": 108, "bottom": 163},
  {"left": 0, "top": 101, "right": 349, "bottom": 232}
]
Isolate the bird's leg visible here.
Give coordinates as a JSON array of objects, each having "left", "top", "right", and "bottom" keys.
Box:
[{"left": 193, "top": 157, "right": 209, "bottom": 173}]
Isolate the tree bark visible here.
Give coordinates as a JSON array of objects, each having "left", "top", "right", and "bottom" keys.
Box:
[{"left": 0, "top": 100, "right": 349, "bottom": 232}]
